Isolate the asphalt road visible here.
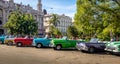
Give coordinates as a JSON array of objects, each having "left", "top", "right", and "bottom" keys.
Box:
[{"left": 0, "top": 45, "right": 120, "bottom": 64}]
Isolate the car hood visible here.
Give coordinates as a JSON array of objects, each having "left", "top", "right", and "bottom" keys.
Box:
[
  {"left": 6, "top": 37, "right": 16, "bottom": 40},
  {"left": 107, "top": 41, "right": 120, "bottom": 46}
]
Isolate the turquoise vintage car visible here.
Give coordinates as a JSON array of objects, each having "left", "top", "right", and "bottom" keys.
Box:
[
  {"left": 0, "top": 35, "right": 6, "bottom": 44},
  {"left": 33, "top": 37, "right": 53, "bottom": 48}
]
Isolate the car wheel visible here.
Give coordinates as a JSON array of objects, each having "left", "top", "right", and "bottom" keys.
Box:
[
  {"left": 0, "top": 41, "right": 3, "bottom": 44},
  {"left": 81, "top": 50, "right": 86, "bottom": 53},
  {"left": 16, "top": 42, "right": 22, "bottom": 47},
  {"left": 36, "top": 43, "right": 42, "bottom": 48},
  {"left": 88, "top": 47, "right": 95, "bottom": 53},
  {"left": 55, "top": 45, "right": 62, "bottom": 50},
  {"left": 7, "top": 41, "right": 13, "bottom": 46}
]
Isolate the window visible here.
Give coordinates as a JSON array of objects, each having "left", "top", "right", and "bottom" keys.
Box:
[
  {"left": 0, "top": 20, "right": 2, "bottom": 25},
  {"left": 0, "top": 9, "right": 3, "bottom": 17}
]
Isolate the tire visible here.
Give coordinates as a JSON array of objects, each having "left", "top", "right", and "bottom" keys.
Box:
[
  {"left": 55, "top": 45, "right": 62, "bottom": 50},
  {"left": 16, "top": 42, "right": 22, "bottom": 47},
  {"left": 0, "top": 41, "right": 3, "bottom": 44},
  {"left": 36, "top": 43, "right": 43, "bottom": 48},
  {"left": 81, "top": 50, "right": 85, "bottom": 53},
  {"left": 7, "top": 41, "right": 13, "bottom": 46},
  {"left": 88, "top": 47, "right": 95, "bottom": 53}
]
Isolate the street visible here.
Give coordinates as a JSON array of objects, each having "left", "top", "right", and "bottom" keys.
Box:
[{"left": 0, "top": 45, "right": 120, "bottom": 64}]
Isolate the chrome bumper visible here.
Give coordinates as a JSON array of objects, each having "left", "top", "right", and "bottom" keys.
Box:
[{"left": 76, "top": 45, "right": 88, "bottom": 51}]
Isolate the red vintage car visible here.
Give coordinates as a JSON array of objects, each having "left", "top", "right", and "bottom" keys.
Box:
[{"left": 14, "top": 36, "right": 33, "bottom": 47}]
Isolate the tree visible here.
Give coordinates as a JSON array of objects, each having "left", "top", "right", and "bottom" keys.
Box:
[
  {"left": 50, "top": 26, "right": 61, "bottom": 38},
  {"left": 67, "top": 26, "right": 79, "bottom": 38},
  {"left": 47, "top": 14, "right": 61, "bottom": 37},
  {"left": 49, "top": 14, "right": 60, "bottom": 27},
  {"left": 74, "top": 0, "right": 120, "bottom": 40},
  {"left": 74, "top": 0, "right": 103, "bottom": 39},
  {"left": 43, "top": 9, "right": 47, "bottom": 15},
  {"left": 4, "top": 11, "right": 38, "bottom": 35}
]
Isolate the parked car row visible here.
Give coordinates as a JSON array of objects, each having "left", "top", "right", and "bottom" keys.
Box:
[{"left": 0, "top": 35, "right": 120, "bottom": 55}]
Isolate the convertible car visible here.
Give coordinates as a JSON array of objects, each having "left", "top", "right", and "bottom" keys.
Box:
[
  {"left": 33, "top": 36, "right": 53, "bottom": 48},
  {"left": 14, "top": 36, "right": 33, "bottom": 47},
  {"left": 0, "top": 36, "right": 5, "bottom": 44},
  {"left": 49, "top": 36, "right": 85, "bottom": 50},
  {"left": 0, "top": 35, "right": 7, "bottom": 44},
  {"left": 76, "top": 38, "right": 106, "bottom": 53},
  {"left": 105, "top": 41, "right": 120, "bottom": 55}
]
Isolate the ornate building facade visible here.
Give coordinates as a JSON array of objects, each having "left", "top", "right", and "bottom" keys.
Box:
[
  {"left": 44, "top": 14, "right": 72, "bottom": 34},
  {"left": 0, "top": 0, "right": 44, "bottom": 35}
]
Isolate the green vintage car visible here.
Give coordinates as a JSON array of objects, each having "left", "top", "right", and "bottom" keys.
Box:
[
  {"left": 49, "top": 36, "right": 85, "bottom": 50},
  {"left": 105, "top": 41, "right": 120, "bottom": 54}
]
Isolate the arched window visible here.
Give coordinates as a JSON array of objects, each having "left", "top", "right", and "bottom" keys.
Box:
[{"left": 34, "top": 15, "right": 37, "bottom": 21}]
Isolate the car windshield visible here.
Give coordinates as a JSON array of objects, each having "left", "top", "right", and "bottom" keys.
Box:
[
  {"left": 90, "top": 38, "right": 99, "bottom": 43},
  {"left": 62, "top": 36, "right": 67, "bottom": 40}
]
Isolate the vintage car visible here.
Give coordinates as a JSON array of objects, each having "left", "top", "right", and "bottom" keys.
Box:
[
  {"left": 49, "top": 36, "right": 85, "bottom": 50},
  {"left": 105, "top": 41, "right": 120, "bottom": 55},
  {"left": 76, "top": 38, "right": 106, "bottom": 53},
  {"left": 0, "top": 36, "right": 5, "bottom": 44},
  {"left": 14, "top": 36, "right": 33, "bottom": 47},
  {"left": 33, "top": 37, "right": 52, "bottom": 48},
  {"left": 0, "top": 35, "right": 7, "bottom": 44},
  {"left": 4, "top": 36, "right": 16, "bottom": 45}
]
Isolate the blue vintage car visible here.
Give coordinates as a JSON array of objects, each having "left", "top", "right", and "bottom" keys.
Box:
[{"left": 33, "top": 37, "right": 52, "bottom": 48}]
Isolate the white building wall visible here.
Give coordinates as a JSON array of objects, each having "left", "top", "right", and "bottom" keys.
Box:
[{"left": 44, "top": 14, "right": 72, "bottom": 34}]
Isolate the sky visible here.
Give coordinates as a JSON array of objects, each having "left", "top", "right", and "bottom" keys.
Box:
[{"left": 9, "top": 0, "right": 76, "bottom": 18}]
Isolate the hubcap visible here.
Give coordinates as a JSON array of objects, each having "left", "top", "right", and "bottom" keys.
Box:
[
  {"left": 89, "top": 48, "right": 94, "bottom": 53},
  {"left": 37, "top": 44, "right": 41, "bottom": 48},
  {"left": 18, "top": 43, "right": 22, "bottom": 46},
  {"left": 56, "top": 45, "right": 61, "bottom": 50}
]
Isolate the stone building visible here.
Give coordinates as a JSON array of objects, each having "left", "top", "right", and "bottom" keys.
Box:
[
  {"left": 0, "top": 0, "right": 44, "bottom": 35},
  {"left": 44, "top": 14, "right": 72, "bottom": 34},
  {"left": 56, "top": 14, "right": 72, "bottom": 34}
]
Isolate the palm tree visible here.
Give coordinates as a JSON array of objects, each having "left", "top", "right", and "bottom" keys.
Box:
[
  {"left": 49, "top": 14, "right": 60, "bottom": 27},
  {"left": 48, "top": 14, "right": 60, "bottom": 37}
]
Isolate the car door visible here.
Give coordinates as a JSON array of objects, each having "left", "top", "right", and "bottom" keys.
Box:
[
  {"left": 25, "top": 38, "right": 33, "bottom": 46},
  {"left": 64, "top": 40, "right": 71, "bottom": 48},
  {"left": 68, "top": 40, "right": 76, "bottom": 47},
  {"left": 44, "top": 38, "right": 51, "bottom": 46}
]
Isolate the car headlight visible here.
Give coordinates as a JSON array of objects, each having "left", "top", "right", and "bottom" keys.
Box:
[{"left": 79, "top": 43, "right": 85, "bottom": 46}]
